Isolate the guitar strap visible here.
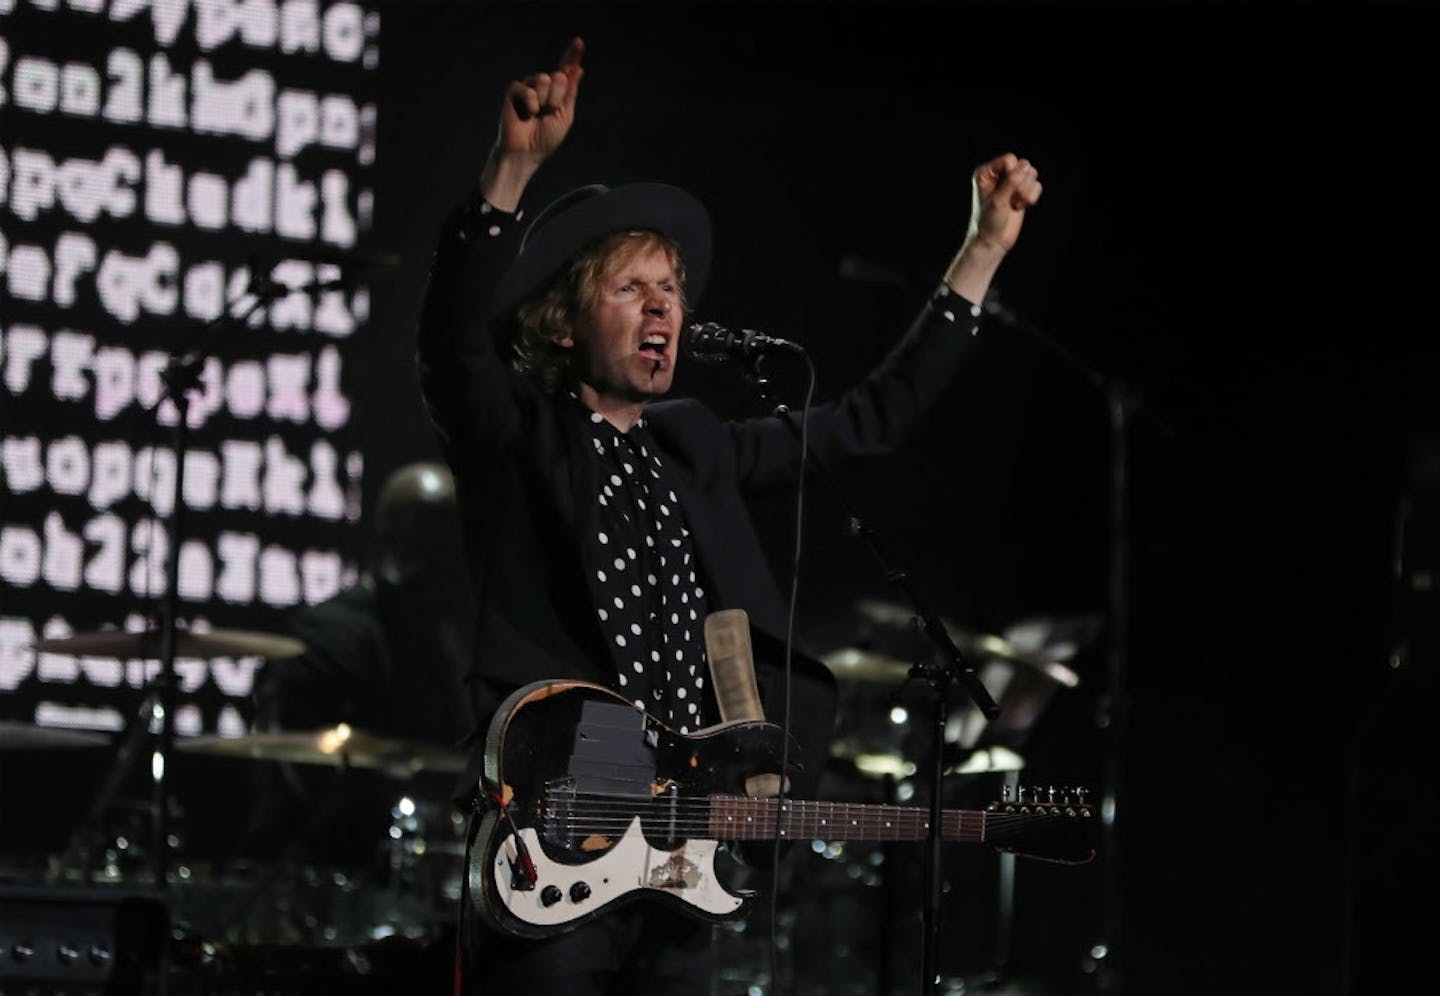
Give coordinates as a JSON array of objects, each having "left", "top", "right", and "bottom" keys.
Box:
[
  {"left": 704, "top": 608, "right": 764, "bottom": 723},
  {"left": 704, "top": 609, "right": 784, "bottom": 797}
]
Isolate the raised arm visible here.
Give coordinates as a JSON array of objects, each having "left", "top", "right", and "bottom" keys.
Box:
[
  {"left": 943, "top": 153, "right": 1042, "bottom": 305},
  {"left": 480, "top": 36, "right": 586, "bottom": 210},
  {"left": 717, "top": 154, "right": 1042, "bottom": 493},
  {"left": 417, "top": 39, "right": 587, "bottom": 453}
]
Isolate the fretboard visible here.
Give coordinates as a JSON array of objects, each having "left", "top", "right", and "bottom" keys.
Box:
[{"left": 706, "top": 796, "right": 986, "bottom": 843}]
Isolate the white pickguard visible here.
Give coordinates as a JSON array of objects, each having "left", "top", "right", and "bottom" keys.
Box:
[{"left": 492, "top": 817, "right": 745, "bottom": 930}]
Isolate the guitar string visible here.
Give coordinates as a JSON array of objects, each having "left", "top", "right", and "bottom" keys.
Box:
[
  {"left": 553, "top": 789, "right": 1090, "bottom": 807},
  {"left": 547, "top": 809, "right": 978, "bottom": 825},
  {"left": 528, "top": 821, "right": 1064, "bottom": 846},
  {"left": 541, "top": 794, "right": 1081, "bottom": 823},
  {"left": 552, "top": 825, "right": 986, "bottom": 839},
  {"left": 548, "top": 815, "right": 1009, "bottom": 827},
  {"left": 551, "top": 790, "right": 1085, "bottom": 812},
  {"left": 532, "top": 792, "right": 1083, "bottom": 841},
  {"left": 543, "top": 809, "right": 1075, "bottom": 826},
  {"left": 545, "top": 825, "right": 1069, "bottom": 843}
]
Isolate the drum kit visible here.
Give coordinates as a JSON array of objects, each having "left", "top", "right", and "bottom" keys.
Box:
[{"left": 4, "top": 622, "right": 469, "bottom": 990}]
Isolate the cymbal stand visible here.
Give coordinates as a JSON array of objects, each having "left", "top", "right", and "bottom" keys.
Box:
[
  {"left": 51, "top": 687, "right": 170, "bottom": 879},
  {"left": 50, "top": 270, "right": 282, "bottom": 889},
  {"left": 738, "top": 351, "right": 999, "bottom": 996},
  {"left": 149, "top": 268, "right": 359, "bottom": 891},
  {"left": 165, "top": 272, "right": 292, "bottom": 995},
  {"left": 51, "top": 264, "right": 346, "bottom": 991}
]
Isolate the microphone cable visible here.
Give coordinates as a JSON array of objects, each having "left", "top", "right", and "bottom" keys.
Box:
[{"left": 768, "top": 351, "right": 817, "bottom": 996}]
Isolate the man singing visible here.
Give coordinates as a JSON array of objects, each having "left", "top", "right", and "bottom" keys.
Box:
[{"left": 418, "top": 36, "right": 1040, "bottom": 996}]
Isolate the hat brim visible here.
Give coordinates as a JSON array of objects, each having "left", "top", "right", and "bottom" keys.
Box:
[{"left": 487, "top": 182, "right": 712, "bottom": 347}]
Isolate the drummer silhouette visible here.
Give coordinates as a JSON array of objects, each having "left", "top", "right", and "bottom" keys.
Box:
[{"left": 239, "top": 461, "right": 480, "bottom": 866}]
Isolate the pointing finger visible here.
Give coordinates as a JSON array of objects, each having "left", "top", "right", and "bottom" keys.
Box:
[
  {"left": 559, "top": 36, "right": 585, "bottom": 73},
  {"left": 558, "top": 37, "right": 585, "bottom": 110}
]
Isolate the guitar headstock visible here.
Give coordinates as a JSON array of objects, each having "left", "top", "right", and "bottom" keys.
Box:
[{"left": 984, "top": 785, "right": 1097, "bottom": 864}]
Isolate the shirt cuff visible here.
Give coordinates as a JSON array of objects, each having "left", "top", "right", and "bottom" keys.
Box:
[
  {"left": 929, "top": 284, "right": 984, "bottom": 327},
  {"left": 455, "top": 189, "right": 526, "bottom": 243}
]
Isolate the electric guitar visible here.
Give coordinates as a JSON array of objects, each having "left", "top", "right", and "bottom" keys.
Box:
[{"left": 469, "top": 680, "right": 1095, "bottom": 939}]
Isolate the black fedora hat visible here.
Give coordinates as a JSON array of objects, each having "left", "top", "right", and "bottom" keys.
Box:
[{"left": 488, "top": 182, "right": 712, "bottom": 344}]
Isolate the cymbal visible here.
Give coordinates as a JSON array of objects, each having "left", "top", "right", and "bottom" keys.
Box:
[
  {"left": 853, "top": 599, "right": 1079, "bottom": 687},
  {"left": 946, "top": 745, "right": 1026, "bottom": 775},
  {"left": 820, "top": 648, "right": 912, "bottom": 683},
  {"left": 948, "top": 630, "right": 1080, "bottom": 688},
  {"left": 31, "top": 628, "right": 305, "bottom": 660},
  {"left": 176, "top": 724, "right": 466, "bottom": 775},
  {"left": 829, "top": 739, "right": 917, "bottom": 779},
  {"left": 0, "top": 721, "right": 110, "bottom": 750}
]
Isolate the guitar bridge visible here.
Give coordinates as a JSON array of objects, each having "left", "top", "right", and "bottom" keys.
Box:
[{"left": 542, "top": 777, "right": 578, "bottom": 849}]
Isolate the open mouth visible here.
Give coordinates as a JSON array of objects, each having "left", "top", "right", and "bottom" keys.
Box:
[{"left": 638, "top": 333, "right": 669, "bottom": 358}]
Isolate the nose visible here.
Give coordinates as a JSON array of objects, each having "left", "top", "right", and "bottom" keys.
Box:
[{"left": 644, "top": 290, "right": 671, "bottom": 314}]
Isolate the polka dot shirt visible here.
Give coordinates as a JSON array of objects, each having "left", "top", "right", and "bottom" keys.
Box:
[{"left": 575, "top": 399, "right": 712, "bottom": 733}]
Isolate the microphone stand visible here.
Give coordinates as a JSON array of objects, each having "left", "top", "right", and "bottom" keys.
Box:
[
  {"left": 981, "top": 297, "right": 1176, "bottom": 994},
  {"left": 736, "top": 351, "right": 999, "bottom": 996}
]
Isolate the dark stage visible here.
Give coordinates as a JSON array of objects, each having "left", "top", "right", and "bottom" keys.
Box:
[{"left": 1, "top": 2, "right": 1434, "bottom": 993}]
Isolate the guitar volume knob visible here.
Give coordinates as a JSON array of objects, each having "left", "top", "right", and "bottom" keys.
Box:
[
  {"left": 541, "top": 885, "right": 563, "bottom": 907},
  {"left": 570, "top": 881, "right": 592, "bottom": 903}
]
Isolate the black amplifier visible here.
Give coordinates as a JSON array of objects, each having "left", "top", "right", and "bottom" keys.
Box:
[{"left": 0, "top": 885, "right": 165, "bottom": 995}]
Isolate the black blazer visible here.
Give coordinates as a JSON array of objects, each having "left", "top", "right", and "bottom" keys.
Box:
[{"left": 417, "top": 192, "right": 985, "bottom": 796}]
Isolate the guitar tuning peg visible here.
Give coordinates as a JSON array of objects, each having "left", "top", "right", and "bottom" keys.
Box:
[
  {"left": 1002, "top": 785, "right": 1011, "bottom": 803},
  {"left": 1047, "top": 785, "right": 1056, "bottom": 804},
  {"left": 1076, "top": 786, "right": 1088, "bottom": 805}
]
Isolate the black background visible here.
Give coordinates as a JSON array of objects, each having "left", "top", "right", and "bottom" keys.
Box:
[
  {"left": 362, "top": 4, "right": 1436, "bottom": 992},
  {"left": 5, "top": 2, "right": 1436, "bottom": 992}
]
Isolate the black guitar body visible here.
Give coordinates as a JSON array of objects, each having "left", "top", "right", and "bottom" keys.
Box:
[{"left": 469, "top": 680, "right": 790, "bottom": 938}]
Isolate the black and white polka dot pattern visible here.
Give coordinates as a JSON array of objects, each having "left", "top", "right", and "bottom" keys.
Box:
[
  {"left": 455, "top": 195, "right": 524, "bottom": 243},
  {"left": 576, "top": 399, "right": 711, "bottom": 733},
  {"left": 931, "top": 284, "right": 984, "bottom": 334}
]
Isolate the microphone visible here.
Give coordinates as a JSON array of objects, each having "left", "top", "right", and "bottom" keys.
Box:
[{"left": 684, "top": 322, "right": 806, "bottom": 362}]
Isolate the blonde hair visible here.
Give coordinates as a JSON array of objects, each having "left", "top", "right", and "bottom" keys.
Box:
[{"left": 513, "top": 231, "right": 686, "bottom": 393}]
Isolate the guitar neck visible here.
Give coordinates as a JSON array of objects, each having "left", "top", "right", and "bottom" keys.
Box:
[{"left": 707, "top": 796, "right": 985, "bottom": 844}]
